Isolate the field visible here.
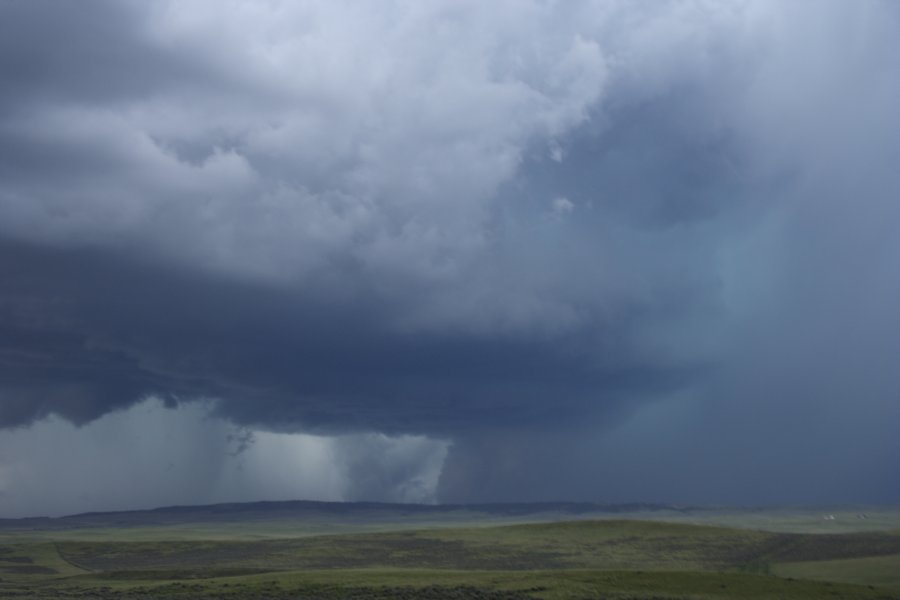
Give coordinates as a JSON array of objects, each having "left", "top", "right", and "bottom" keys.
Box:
[{"left": 2, "top": 501, "right": 899, "bottom": 599}]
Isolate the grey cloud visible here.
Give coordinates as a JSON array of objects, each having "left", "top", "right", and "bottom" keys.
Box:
[
  {"left": 1, "top": 0, "right": 899, "bottom": 506},
  {"left": 0, "top": 0, "right": 715, "bottom": 434},
  {"left": 333, "top": 433, "right": 448, "bottom": 504},
  {"left": 0, "top": 237, "right": 695, "bottom": 433},
  {"left": 0, "top": 2, "right": 161, "bottom": 106},
  {"left": 1, "top": 400, "right": 437, "bottom": 517},
  {"left": 436, "top": 0, "right": 900, "bottom": 504}
]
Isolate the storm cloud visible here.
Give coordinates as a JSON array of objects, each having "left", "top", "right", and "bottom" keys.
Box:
[{"left": 1, "top": 0, "right": 899, "bottom": 510}]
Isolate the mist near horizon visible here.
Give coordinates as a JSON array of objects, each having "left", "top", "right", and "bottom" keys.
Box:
[{"left": 1, "top": 0, "right": 899, "bottom": 517}]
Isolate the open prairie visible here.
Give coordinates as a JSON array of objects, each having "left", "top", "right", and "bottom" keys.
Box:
[{"left": 2, "top": 502, "right": 899, "bottom": 599}]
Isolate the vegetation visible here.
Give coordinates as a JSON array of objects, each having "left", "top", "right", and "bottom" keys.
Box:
[{"left": 1, "top": 503, "right": 899, "bottom": 599}]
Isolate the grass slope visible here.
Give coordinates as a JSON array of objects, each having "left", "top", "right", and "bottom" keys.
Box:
[
  {"left": 5, "top": 566, "right": 898, "bottom": 600},
  {"left": 3, "top": 511, "right": 900, "bottom": 599},
  {"left": 775, "top": 553, "right": 900, "bottom": 588},
  {"left": 4, "top": 501, "right": 899, "bottom": 540},
  {"left": 40, "top": 520, "right": 900, "bottom": 574}
]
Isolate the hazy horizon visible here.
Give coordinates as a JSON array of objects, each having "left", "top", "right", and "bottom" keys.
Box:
[{"left": 6, "top": 493, "right": 898, "bottom": 523}]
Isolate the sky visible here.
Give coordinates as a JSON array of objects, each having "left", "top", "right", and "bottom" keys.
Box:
[{"left": 1, "top": 0, "right": 899, "bottom": 518}]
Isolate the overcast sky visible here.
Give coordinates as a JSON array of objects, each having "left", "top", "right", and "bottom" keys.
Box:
[{"left": 1, "top": 0, "right": 899, "bottom": 518}]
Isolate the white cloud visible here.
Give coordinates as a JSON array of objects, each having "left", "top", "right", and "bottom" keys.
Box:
[{"left": 551, "top": 196, "right": 575, "bottom": 216}]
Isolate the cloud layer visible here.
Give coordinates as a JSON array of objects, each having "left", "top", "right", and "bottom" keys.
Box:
[{"left": 1, "top": 0, "right": 899, "bottom": 508}]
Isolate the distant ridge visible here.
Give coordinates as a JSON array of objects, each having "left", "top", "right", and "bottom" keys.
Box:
[{"left": 0, "top": 499, "right": 687, "bottom": 530}]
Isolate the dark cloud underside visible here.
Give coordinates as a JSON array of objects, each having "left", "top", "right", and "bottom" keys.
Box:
[{"left": 0, "top": 239, "right": 695, "bottom": 433}]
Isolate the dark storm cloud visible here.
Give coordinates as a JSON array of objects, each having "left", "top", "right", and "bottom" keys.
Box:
[
  {"left": 0, "top": 0, "right": 710, "bottom": 434},
  {"left": 436, "top": 1, "right": 900, "bottom": 504},
  {"left": 1, "top": 0, "right": 899, "bottom": 505},
  {"left": 0, "top": 1, "right": 152, "bottom": 106},
  {"left": 0, "top": 238, "right": 695, "bottom": 433}
]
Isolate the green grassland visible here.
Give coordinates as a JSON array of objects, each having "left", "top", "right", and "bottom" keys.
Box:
[
  {"left": 774, "top": 553, "right": 900, "bottom": 588},
  {"left": 2, "top": 504, "right": 900, "bottom": 599},
  {"left": 4, "top": 502, "right": 898, "bottom": 542}
]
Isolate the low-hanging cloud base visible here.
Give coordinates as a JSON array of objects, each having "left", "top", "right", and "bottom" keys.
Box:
[{"left": 0, "top": 398, "right": 448, "bottom": 518}]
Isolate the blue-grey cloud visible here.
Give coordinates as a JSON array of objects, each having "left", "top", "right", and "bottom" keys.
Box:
[{"left": 1, "top": 0, "right": 899, "bottom": 507}]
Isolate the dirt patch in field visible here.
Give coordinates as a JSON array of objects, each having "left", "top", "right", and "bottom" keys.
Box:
[
  {"left": 100, "top": 567, "right": 275, "bottom": 580},
  {"left": 758, "top": 533, "right": 900, "bottom": 562},
  {"left": 0, "top": 557, "right": 34, "bottom": 564},
  {"left": 0, "top": 565, "right": 58, "bottom": 574}
]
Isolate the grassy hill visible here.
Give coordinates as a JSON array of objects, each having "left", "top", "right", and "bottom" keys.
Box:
[
  {"left": 2, "top": 502, "right": 900, "bottom": 599},
  {"left": 3, "top": 499, "right": 898, "bottom": 540}
]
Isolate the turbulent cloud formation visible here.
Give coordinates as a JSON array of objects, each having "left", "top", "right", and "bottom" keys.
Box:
[{"left": 1, "top": 0, "right": 899, "bottom": 510}]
